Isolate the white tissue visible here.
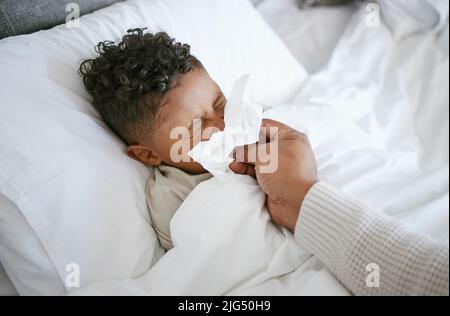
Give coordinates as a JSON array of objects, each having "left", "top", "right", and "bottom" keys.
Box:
[{"left": 188, "top": 75, "right": 263, "bottom": 177}]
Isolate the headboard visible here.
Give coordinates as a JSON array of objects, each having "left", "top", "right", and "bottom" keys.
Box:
[{"left": 0, "top": 0, "right": 125, "bottom": 40}]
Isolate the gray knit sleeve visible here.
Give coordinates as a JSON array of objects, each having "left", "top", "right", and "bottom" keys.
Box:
[{"left": 294, "top": 182, "right": 449, "bottom": 296}]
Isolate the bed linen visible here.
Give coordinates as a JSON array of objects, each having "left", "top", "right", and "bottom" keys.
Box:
[
  {"left": 0, "top": 0, "right": 307, "bottom": 296},
  {"left": 72, "top": 2, "right": 449, "bottom": 295},
  {"left": 0, "top": 264, "right": 17, "bottom": 296},
  {"left": 0, "top": 0, "right": 344, "bottom": 296}
]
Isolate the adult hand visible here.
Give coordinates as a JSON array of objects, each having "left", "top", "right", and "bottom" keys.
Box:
[{"left": 230, "top": 119, "right": 319, "bottom": 232}]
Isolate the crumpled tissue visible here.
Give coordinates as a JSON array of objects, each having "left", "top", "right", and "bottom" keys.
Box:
[{"left": 188, "top": 75, "right": 263, "bottom": 177}]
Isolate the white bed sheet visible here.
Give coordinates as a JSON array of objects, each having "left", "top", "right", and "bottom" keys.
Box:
[
  {"left": 72, "top": 3, "right": 449, "bottom": 296},
  {"left": 253, "top": 0, "right": 359, "bottom": 73},
  {"left": 0, "top": 264, "right": 17, "bottom": 296},
  {"left": 0, "top": 0, "right": 351, "bottom": 297},
  {"left": 0, "top": 194, "right": 18, "bottom": 296},
  {"left": 0, "top": 0, "right": 307, "bottom": 296}
]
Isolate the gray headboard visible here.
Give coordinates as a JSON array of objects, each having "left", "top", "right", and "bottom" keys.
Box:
[{"left": 0, "top": 0, "right": 125, "bottom": 40}]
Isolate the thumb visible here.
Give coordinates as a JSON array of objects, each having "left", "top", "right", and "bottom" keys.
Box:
[{"left": 229, "top": 161, "right": 256, "bottom": 178}]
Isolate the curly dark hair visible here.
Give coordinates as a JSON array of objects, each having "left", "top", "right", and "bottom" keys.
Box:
[{"left": 79, "top": 28, "right": 201, "bottom": 145}]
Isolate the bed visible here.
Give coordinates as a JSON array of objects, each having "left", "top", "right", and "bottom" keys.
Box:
[{"left": 0, "top": 0, "right": 448, "bottom": 296}]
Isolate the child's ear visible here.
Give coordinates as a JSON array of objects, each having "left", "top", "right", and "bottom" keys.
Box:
[{"left": 126, "top": 144, "right": 162, "bottom": 166}]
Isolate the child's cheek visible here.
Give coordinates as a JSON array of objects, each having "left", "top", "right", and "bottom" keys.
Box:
[{"left": 167, "top": 137, "right": 192, "bottom": 164}]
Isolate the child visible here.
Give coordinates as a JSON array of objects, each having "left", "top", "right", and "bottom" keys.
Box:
[{"left": 79, "top": 28, "right": 226, "bottom": 250}]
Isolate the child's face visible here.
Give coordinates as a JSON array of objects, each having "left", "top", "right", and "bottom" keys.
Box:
[{"left": 127, "top": 67, "right": 226, "bottom": 174}]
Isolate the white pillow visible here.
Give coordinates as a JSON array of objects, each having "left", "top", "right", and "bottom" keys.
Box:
[
  {"left": 0, "top": 0, "right": 307, "bottom": 295},
  {"left": 0, "top": 193, "right": 65, "bottom": 295}
]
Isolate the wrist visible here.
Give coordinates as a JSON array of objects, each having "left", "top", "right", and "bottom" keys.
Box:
[
  {"left": 294, "top": 180, "right": 319, "bottom": 232},
  {"left": 298, "top": 180, "right": 319, "bottom": 210},
  {"left": 285, "top": 180, "right": 318, "bottom": 232}
]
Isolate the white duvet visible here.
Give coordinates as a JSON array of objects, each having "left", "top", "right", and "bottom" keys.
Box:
[{"left": 73, "top": 4, "right": 449, "bottom": 296}]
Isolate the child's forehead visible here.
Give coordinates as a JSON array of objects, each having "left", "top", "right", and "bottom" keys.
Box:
[{"left": 173, "top": 68, "right": 219, "bottom": 102}]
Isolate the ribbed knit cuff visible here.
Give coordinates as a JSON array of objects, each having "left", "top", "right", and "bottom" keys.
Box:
[{"left": 294, "top": 182, "right": 368, "bottom": 271}]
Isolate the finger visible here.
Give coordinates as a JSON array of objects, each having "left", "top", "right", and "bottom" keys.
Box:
[
  {"left": 261, "top": 118, "right": 288, "bottom": 129},
  {"left": 233, "top": 143, "right": 258, "bottom": 165},
  {"left": 246, "top": 164, "right": 257, "bottom": 178},
  {"left": 260, "top": 118, "right": 302, "bottom": 142},
  {"left": 229, "top": 161, "right": 256, "bottom": 178},
  {"left": 260, "top": 119, "right": 290, "bottom": 141},
  {"left": 234, "top": 141, "right": 276, "bottom": 172}
]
